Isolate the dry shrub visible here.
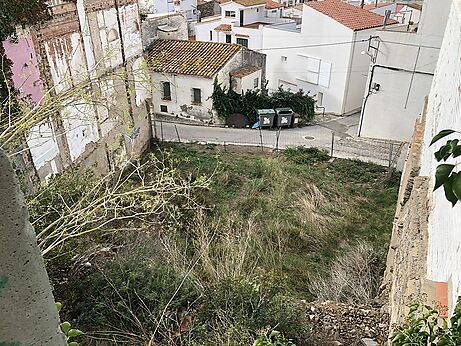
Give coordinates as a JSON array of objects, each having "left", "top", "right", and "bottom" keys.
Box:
[{"left": 310, "top": 241, "right": 383, "bottom": 304}]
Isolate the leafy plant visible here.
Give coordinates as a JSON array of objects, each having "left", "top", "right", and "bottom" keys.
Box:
[
  {"left": 253, "top": 330, "right": 296, "bottom": 346},
  {"left": 430, "top": 129, "right": 461, "bottom": 206},
  {"left": 390, "top": 300, "right": 461, "bottom": 345},
  {"left": 56, "top": 302, "right": 84, "bottom": 346},
  {"left": 211, "top": 80, "right": 315, "bottom": 124}
]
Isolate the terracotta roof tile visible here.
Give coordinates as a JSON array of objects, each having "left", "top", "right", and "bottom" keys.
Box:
[
  {"left": 214, "top": 23, "right": 232, "bottom": 31},
  {"left": 266, "top": 0, "right": 283, "bottom": 9},
  {"left": 230, "top": 65, "right": 261, "bottom": 78},
  {"left": 148, "top": 40, "right": 241, "bottom": 78},
  {"left": 306, "top": 0, "right": 398, "bottom": 31}
]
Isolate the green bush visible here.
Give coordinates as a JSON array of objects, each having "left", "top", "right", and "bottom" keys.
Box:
[
  {"left": 283, "top": 147, "right": 330, "bottom": 164},
  {"left": 253, "top": 330, "right": 296, "bottom": 346},
  {"left": 390, "top": 300, "right": 461, "bottom": 345},
  {"left": 69, "top": 254, "right": 199, "bottom": 344},
  {"left": 194, "top": 271, "right": 311, "bottom": 345},
  {"left": 212, "top": 80, "right": 316, "bottom": 123}
]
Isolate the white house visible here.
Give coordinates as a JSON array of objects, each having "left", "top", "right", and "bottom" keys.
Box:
[
  {"left": 139, "top": 0, "right": 199, "bottom": 21},
  {"left": 263, "top": 0, "right": 397, "bottom": 115},
  {"left": 194, "top": 0, "right": 291, "bottom": 51},
  {"left": 363, "top": 2, "right": 397, "bottom": 16},
  {"left": 147, "top": 39, "right": 266, "bottom": 122},
  {"left": 358, "top": 0, "right": 453, "bottom": 142}
]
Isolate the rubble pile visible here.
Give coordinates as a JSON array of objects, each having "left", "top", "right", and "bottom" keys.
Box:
[{"left": 306, "top": 301, "right": 389, "bottom": 346}]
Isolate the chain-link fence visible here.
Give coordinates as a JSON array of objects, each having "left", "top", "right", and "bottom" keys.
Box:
[{"left": 152, "top": 115, "right": 408, "bottom": 170}]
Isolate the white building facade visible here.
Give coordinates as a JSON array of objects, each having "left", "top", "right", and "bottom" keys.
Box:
[
  {"left": 358, "top": 0, "right": 453, "bottom": 142},
  {"left": 194, "top": 0, "right": 291, "bottom": 50},
  {"left": 148, "top": 40, "right": 266, "bottom": 122},
  {"left": 263, "top": 0, "right": 395, "bottom": 115}
]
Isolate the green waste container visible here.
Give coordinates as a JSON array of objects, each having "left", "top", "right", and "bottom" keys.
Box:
[
  {"left": 275, "top": 108, "right": 293, "bottom": 127},
  {"left": 257, "top": 109, "right": 276, "bottom": 128}
]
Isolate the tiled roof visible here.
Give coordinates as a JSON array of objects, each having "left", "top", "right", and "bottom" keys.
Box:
[
  {"left": 215, "top": 23, "right": 232, "bottom": 31},
  {"left": 306, "top": 0, "right": 398, "bottom": 31},
  {"left": 266, "top": 0, "right": 283, "bottom": 9},
  {"left": 148, "top": 40, "right": 241, "bottom": 78},
  {"left": 230, "top": 65, "right": 261, "bottom": 78},
  {"left": 407, "top": 3, "right": 422, "bottom": 11},
  {"left": 232, "top": 0, "right": 267, "bottom": 7}
]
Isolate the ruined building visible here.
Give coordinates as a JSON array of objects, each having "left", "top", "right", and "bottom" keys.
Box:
[{"left": 2, "top": 0, "right": 152, "bottom": 181}]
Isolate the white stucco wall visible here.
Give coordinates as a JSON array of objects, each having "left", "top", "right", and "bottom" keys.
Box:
[
  {"left": 420, "top": 0, "right": 461, "bottom": 317},
  {"left": 26, "top": 121, "right": 60, "bottom": 171},
  {"left": 152, "top": 73, "right": 215, "bottom": 120},
  {"left": 368, "top": 3, "right": 397, "bottom": 16},
  {"left": 358, "top": 0, "right": 452, "bottom": 142},
  {"left": 263, "top": 5, "right": 359, "bottom": 114},
  {"left": 233, "top": 69, "right": 262, "bottom": 93}
]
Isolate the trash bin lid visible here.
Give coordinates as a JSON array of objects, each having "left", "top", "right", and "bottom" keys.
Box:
[
  {"left": 275, "top": 107, "right": 293, "bottom": 114},
  {"left": 257, "top": 109, "right": 276, "bottom": 115}
]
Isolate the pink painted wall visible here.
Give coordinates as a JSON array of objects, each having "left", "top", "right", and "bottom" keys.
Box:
[{"left": 2, "top": 35, "right": 44, "bottom": 104}]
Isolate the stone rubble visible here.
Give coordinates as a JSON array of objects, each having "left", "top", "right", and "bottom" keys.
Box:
[{"left": 306, "top": 301, "right": 389, "bottom": 346}]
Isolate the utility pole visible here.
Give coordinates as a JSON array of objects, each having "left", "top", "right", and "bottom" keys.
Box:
[{"left": 361, "top": 0, "right": 365, "bottom": 8}]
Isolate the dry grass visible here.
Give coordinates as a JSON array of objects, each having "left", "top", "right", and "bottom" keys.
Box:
[{"left": 309, "top": 241, "right": 384, "bottom": 304}]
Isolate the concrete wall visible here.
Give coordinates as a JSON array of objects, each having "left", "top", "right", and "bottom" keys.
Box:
[
  {"left": 141, "top": 12, "right": 189, "bottom": 49},
  {"left": 2, "top": 30, "right": 44, "bottom": 104},
  {"left": 358, "top": 0, "right": 452, "bottom": 142},
  {"left": 0, "top": 149, "right": 66, "bottom": 345}
]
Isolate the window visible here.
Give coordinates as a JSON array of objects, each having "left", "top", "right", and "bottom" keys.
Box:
[
  {"left": 209, "top": 30, "right": 213, "bottom": 40},
  {"left": 254, "top": 77, "right": 259, "bottom": 88},
  {"left": 236, "top": 38, "right": 248, "bottom": 47},
  {"left": 225, "top": 10, "right": 236, "bottom": 17},
  {"left": 256, "top": 8, "right": 259, "bottom": 12},
  {"left": 303, "top": 56, "right": 332, "bottom": 88},
  {"left": 160, "top": 105, "right": 168, "bottom": 112},
  {"left": 281, "top": 56, "right": 287, "bottom": 62},
  {"left": 226, "top": 34, "right": 232, "bottom": 43},
  {"left": 317, "top": 92, "right": 323, "bottom": 106},
  {"left": 192, "top": 88, "right": 202, "bottom": 104},
  {"left": 162, "top": 81, "right": 171, "bottom": 100}
]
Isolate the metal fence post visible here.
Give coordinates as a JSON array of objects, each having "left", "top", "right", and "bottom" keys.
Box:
[
  {"left": 330, "top": 131, "right": 335, "bottom": 158},
  {"left": 174, "top": 124, "right": 181, "bottom": 143}
]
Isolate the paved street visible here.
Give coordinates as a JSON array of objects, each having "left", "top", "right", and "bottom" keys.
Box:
[{"left": 153, "top": 113, "right": 407, "bottom": 169}]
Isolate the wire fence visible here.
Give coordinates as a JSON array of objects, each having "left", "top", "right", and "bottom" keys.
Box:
[{"left": 152, "top": 116, "right": 408, "bottom": 170}]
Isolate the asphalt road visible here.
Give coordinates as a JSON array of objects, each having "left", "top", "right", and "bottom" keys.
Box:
[
  {"left": 153, "top": 113, "right": 360, "bottom": 151},
  {"left": 152, "top": 113, "right": 407, "bottom": 169}
]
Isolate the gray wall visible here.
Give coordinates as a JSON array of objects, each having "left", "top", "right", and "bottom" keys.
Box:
[{"left": 0, "top": 149, "right": 66, "bottom": 345}]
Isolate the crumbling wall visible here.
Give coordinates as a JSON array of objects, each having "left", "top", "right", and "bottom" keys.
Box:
[
  {"left": 17, "top": 0, "right": 151, "bottom": 181},
  {"left": 0, "top": 149, "right": 65, "bottom": 345}
]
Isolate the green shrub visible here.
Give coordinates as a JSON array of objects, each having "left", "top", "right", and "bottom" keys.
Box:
[
  {"left": 194, "top": 271, "right": 311, "bottom": 345},
  {"left": 390, "top": 300, "right": 461, "bottom": 345},
  {"left": 283, "top": 147, "right": 330, "bottom": 164},
  {"left": 253, "top": 330, "right": 296, "bottom": 346},
  {"left": 69, "top": 254, "right": 199, "bottom": 344},
  {"left": 212, "top": 80, "right": 316, "bottom": 123}
]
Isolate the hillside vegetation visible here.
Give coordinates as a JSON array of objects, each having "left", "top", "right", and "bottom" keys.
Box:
[{"left": 27, "top": 144, "right": 399, "bottom": 345}]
